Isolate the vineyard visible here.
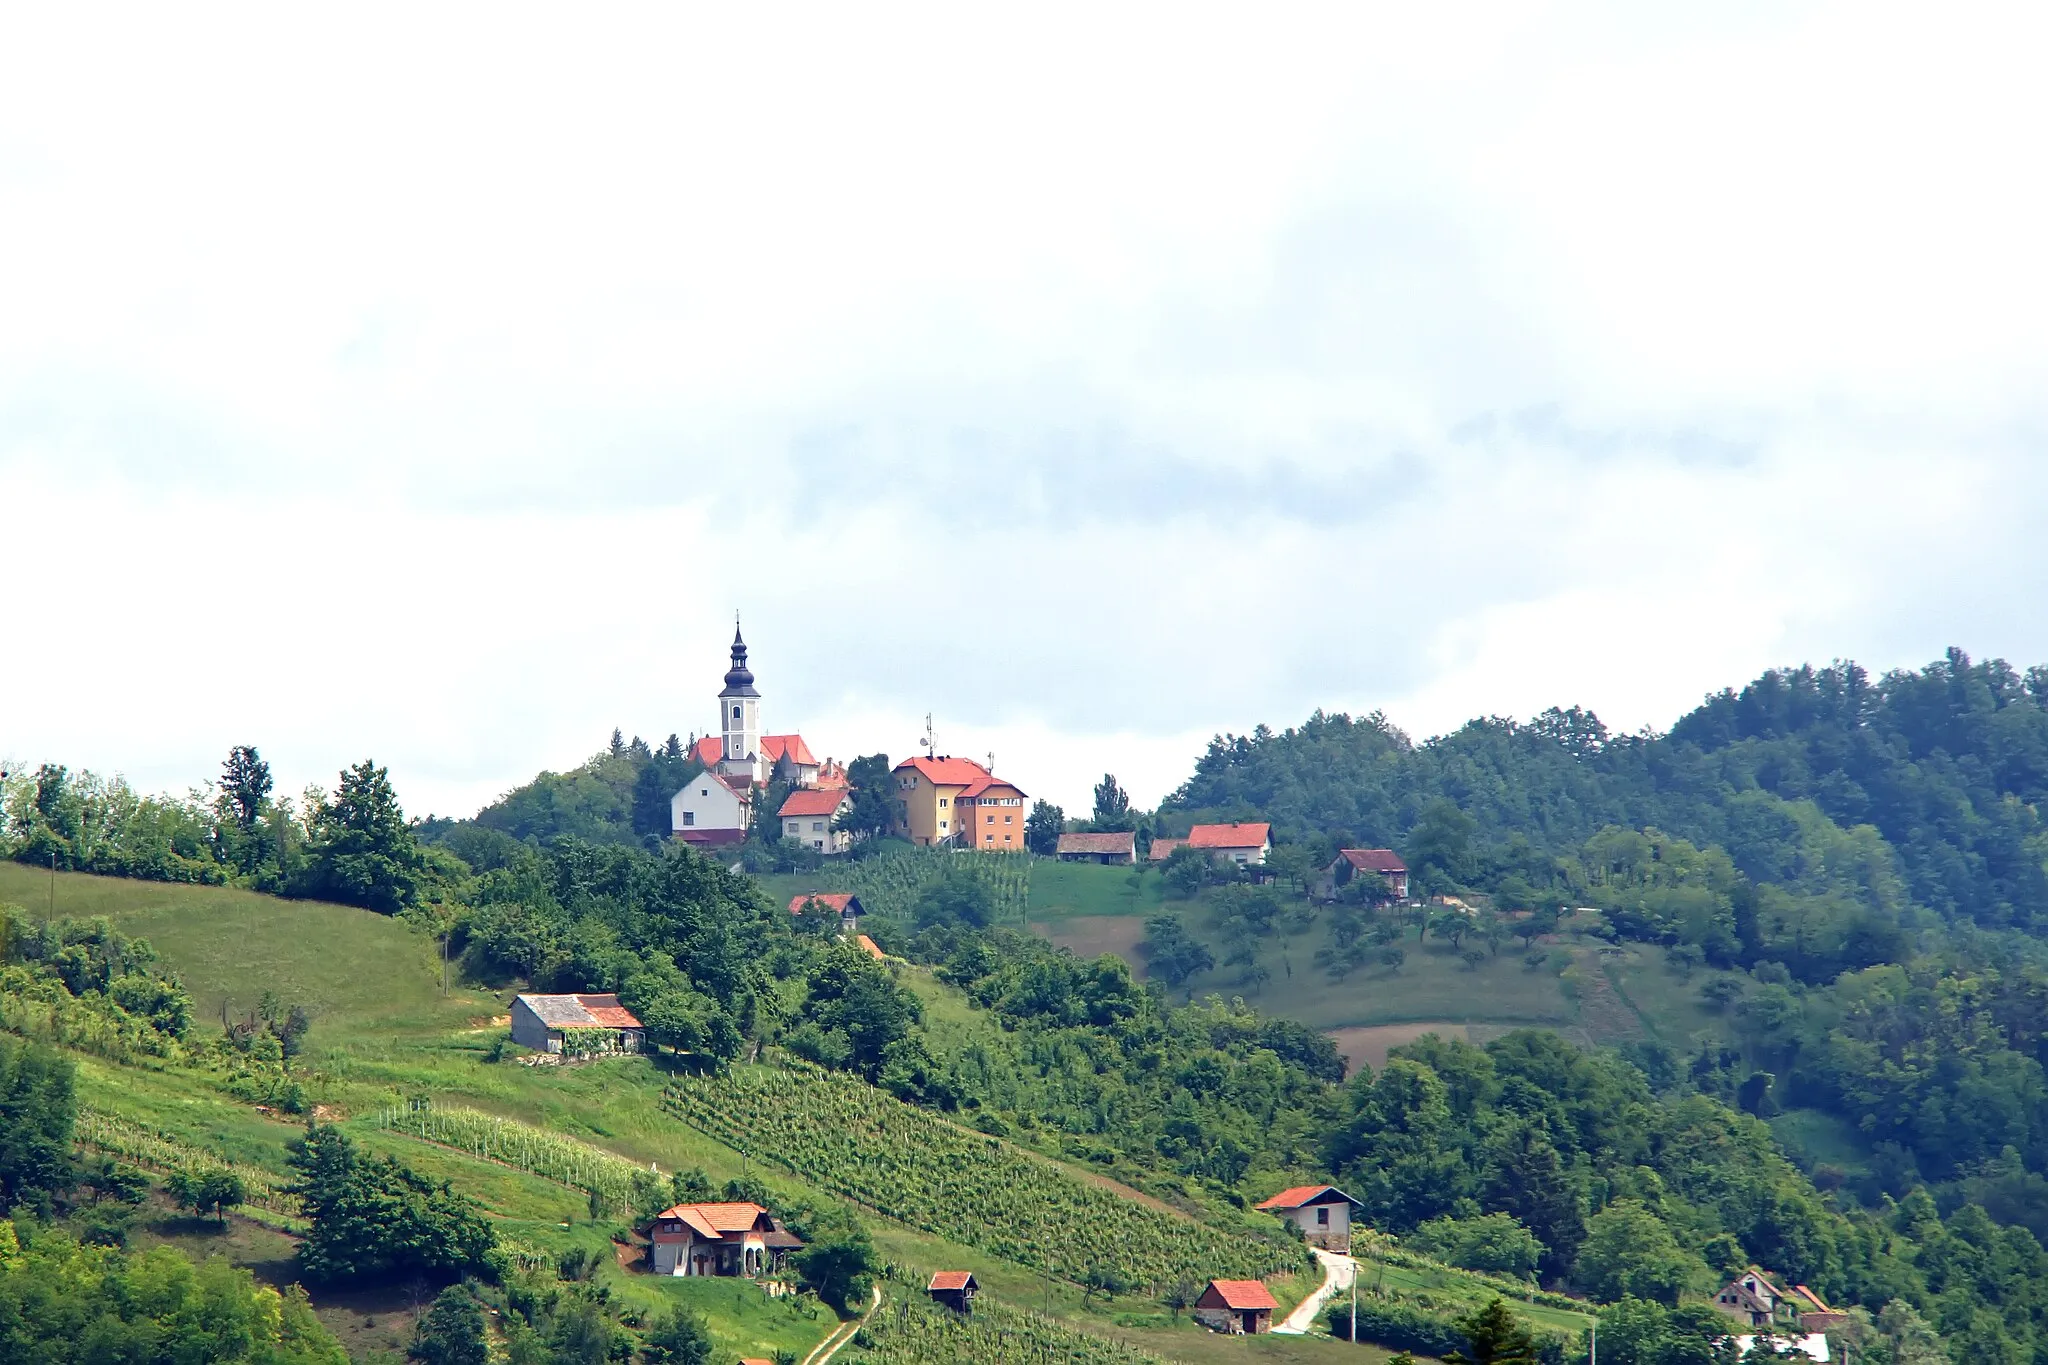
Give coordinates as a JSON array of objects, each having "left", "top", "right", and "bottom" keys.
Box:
[
  {"left": 663, "top": 1063, "right": 1302, "bottom": 1290},
  {"left": 372, "top": 1102, "right": 661, "bottom": 1208},
  {"left": 837, "top": 847, "right": 1032, "bottom": 923},
  {"left": 74, "top": 1107, "right": 298, "bottom": 1218},
  {"left": 852, "top": 1293, "right": 1170, "bottom": 1365}
]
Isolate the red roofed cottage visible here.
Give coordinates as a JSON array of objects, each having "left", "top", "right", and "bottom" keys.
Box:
[
  {"left": 1194, "top": 1279, "right": 1278, "bottom": 1334},
  {"left": 1187, "top": 822, "right": 1272, "bottom": 867},
  {"left": 1256, "top": 1184, "right": 1362, "bottom": 1250},
  {"left": 509, "top": 994, "right": 644, "bottom": 1055},
  {"left": 778, "top": 787, "right": 853, "bottom": 854}
]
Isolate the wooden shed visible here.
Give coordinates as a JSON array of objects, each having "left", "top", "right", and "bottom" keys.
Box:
[{"left": 928, "top": 1270, "right": 979, "bottom": 1314}]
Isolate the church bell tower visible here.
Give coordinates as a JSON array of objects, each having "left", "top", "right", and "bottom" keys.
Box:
[{"left": 718, "top": 620, "right": 761, "bottom": 784}]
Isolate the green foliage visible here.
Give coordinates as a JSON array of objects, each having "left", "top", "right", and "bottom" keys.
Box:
[
  {"left": 1592, "top": 1298, "right": 1741, "bottom": 1365},
  {"left": 409, "top": 1285, "right": 489, "bottom": 1365},
  {"left": 642, "top": 1304, "right": 715, "bottom": 1365},
  {"left": 1410, "top": 1213, "right": 1546, "bottom": 1281},
  {"left": 1093, "top": 774, "right": 1133, "bottom": 832},
  {"left": 664, "top": 1061, "right": 1303, "bottom": 1290},
  {"left": 0, "top": 1035, "right": 77, "bottom": 1214},
  {"left": 1025, "top": 800, "right": 1065, "bottom": 855},
  {"left": 856, "top": 1291, "right": 1169, "bottom": 1364},
  {"left": 791, "top": 1212, "right": 878, "bottom": 1314},
  {"left": 0, "top": 1222, "right": 347, "bottom": 1364},
  {"left": 1139, "top": 913, "right": 1214, "bottom": 989},
  {"left": 834, "top": 754, "right": 898, "bottom": 845},
  {"left": 1447, "top": 1298, "right": 1541, "bottom": 1365},
  {"left": 1571, "top": 1203, "right": 1702, "bottom": 1307},
  {"left": 298, "top": 759, "right": 426, "bottom": 913},
  {"left": 286, "top": 1123, "right": 496, "bottom": 1286}
]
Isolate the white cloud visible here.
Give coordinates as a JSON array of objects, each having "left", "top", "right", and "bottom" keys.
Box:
[{"left": 3, "top": 3, "right": 2046, "bottom": 822}]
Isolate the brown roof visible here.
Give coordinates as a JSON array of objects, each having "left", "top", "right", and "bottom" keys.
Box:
[
  {"left": 1057, "top": 832, "right": 1136, "bottom": 856},
  {"left": 655, "top": 1201, "right": 771, "bottom": 1241},
  {"left": 576, "top": 994, "right": 643, "bottom": 1029},
  {"left": 677, "top": 827, "right": 749, "bottom": 847},
  {"left": 789, "top": 893, "right": 860, "bottom": 916},
  {"left": 855, "top": 934, "right": 886, "bottom": 961},
  {"left": 1188, "top": 822, "right": 1271, "bottom": 850},
  {"left": 1199, "top": 1279, "right": 1278, "bottom": 1311},
  {"left": 928, "top": 1271, "right": 978, "bottom": 1292},
  {"left": 780, "top": 788, "right": 849, "bottom": 818},
  {"left": 514, "top": 994, "right": 643, "bottom": 1030},
  {"left": 1256, "top": 1184, "right": 1358, "bottom": 1211},
  {"left": 1339, "top": 848, "right": 1407, "bottom": 873},
  {"left": 1148, "top": 837, "right": 1188, "bottom": 861}
]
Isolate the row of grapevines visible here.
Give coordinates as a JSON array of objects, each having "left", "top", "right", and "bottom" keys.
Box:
[
  {"left": 837, "top": 847, "right": 1032, "bottom": 922},
  {"left": 372, "top": 1102, "right": 659, "bottom": 1208},
  {"left": 853, "top": 1293, "right": 1169, "bottom": 1365},
  {"left": 73, "top": 1107, "right": 297, "bottom": 1215},
  {"left": 663, "top": 1062, "right": 1301, "bottom": 1291}
]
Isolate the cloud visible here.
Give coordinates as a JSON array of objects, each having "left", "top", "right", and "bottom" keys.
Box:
[{"left": 2, "top": 4, "right": 2046, "bottom": 819}]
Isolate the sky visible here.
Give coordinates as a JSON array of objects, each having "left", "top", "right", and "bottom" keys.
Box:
[{"left": 3, "top": 3, "right": 2046, "bottom": 819}]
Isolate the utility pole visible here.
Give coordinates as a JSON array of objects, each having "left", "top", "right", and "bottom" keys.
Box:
[
  {"left": 1591, "top": 1319, "right": 1598, "bottom": 1365},
  {"left": 50, "top": 848, "right": 57, "bottom": 918},
  {"left": 1350, "top": 1264, "right": 1357, "bottom": 1343}
]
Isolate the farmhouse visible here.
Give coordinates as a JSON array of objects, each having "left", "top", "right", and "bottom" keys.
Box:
[
  {"left": 779, "top": 788, "right": 853, "bottom": 854},
  {"left": 509, "top": 994, "right": 644, "bottom": 1055},
  {"left": 1714, "top": 1269, "right": 1842, "bottom": 1333},
  {"left": 788, "top": 892, "right": 864, "bottom": 936},
  {"left": 1256, "top": 1184, "right": 1361, "bottom": 1251},
  {"left": 1056, "top": 831, "right": 1137, "bottom": 864},
  {"left": 927, "top": 1270, "right": 978, "bottom": 1314},
  {"left": 647, "top": 1201, "right": 802, "bottom": 1277},
  {"left": 1194, "top": 1279, "right": 1277, "bottom": 1335},
  {"left": 1188, "top": 822, "right": 1272, "bottom": 866},
  {"left": 1316, "top": 849, "right": 1411, "bottom": 902}
]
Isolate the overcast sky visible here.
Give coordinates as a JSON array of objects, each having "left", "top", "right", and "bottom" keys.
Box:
[{"left": 4, "top": 4, "right": 2046, "bottom": 819}]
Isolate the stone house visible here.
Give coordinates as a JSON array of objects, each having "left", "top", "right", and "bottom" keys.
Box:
[{"left": 509, "top": 994, "right": 644, "bottom": 1055}]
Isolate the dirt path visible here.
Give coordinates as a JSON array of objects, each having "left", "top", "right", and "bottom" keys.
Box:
[
  {"left": 803, "top": 1284, "right": 880, "bottom": 1365},
  {"left": 1273, "top": 1248, "right": 1355, "bottom": 1335},
  {"left": 1569, "top": 948, "right": 1646, "bottom": 1043}
]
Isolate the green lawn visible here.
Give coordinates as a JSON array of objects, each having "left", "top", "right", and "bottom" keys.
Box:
[{"left": 1028, "top": 858, "right": 1166, "bottom": 921}]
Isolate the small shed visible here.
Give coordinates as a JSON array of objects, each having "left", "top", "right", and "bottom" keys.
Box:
[
  {"left": 1317, "top": 849, "right": 1411, "bottom": 902},
  {"left": 509, "top": 994, "right": 644, "bottom": 1055},
  {"left": 1055, "top": 831, "right": 1137, "bottom": 865},
  {"left": 1194, "top": 1279, "right": 1277, "bottom": 1335},
  {"left": 928, "top": 1270, "right": 978, "bottom": 1314}
]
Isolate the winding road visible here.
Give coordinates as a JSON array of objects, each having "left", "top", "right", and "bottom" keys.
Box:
[
  {"left": 802, "top": 1284, "right": 882, "bottom": 1365},
  {"left": 1272, "top": 1247, "right": 1357, "bottom": 1336}
]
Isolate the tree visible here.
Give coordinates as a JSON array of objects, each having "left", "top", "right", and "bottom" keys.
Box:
[
  {"left": 1447, "top": 1299, "right": 1540, "bottom": 1365},
  {"left": 642, "top": 1305, "right": 714, "bottom": 1365},
  {"left": 1411, "top": 1213, "right": 1545, "bottom": 1280},
  {"left": 833, "top": 754, "right": 897, "bottom": 844},
  {"left": 0, "top": 1038, "right": 77, "bottom": 1215},
  {"left": 409, "top": 1286, "right": 488, "bottom": 1365},
  {"left": 287, "top": 1123, "right": 495, "bottom": 1285},
  {"left": 199, "top": 1169, "right": 248, "bottom": 1225},
  {"left": 1141, "top": 915, "right": 1215, "bottom": 990},
  {"left": 1573, "top": 1202, "right": 1701, "bottom": 1306},
  {"left": 1408, "top": 800, "right": 1477, "bottom": 890},
  {"left": 217, "top": 745, "right": 274, "bottom": 873},
  {"left": 793, "top": 1219, "right": 877, "bottom": 1314},
  {"left": 299, "top": 761, "right": 425, "bottom": 914},
  {"left": 1025, "top": 800, "right": 1065, "bottom": 855},
  {"left": 1092, "top": 774, "right": 1133, "bottom": 832}
]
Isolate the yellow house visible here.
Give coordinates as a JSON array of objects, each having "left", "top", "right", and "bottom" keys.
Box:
[{"left": 893, "top": 756, "right": 1028, "bottom": 850}]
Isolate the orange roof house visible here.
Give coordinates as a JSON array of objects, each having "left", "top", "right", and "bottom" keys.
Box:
[
  {"left": 1257, "top": 1184, "right": 1362, "bottom": 1250},
  {"left": 1194, "top": 1279, "right": 1278, "bottom": 1334},
  {"left": 891, "top": 756, "right": 1028, "bottom": 852},
  {"left": 647, "top": 1201, "right": 799, "bottom": 1279},
  {"left": 1187, "top": 822, "right": 1273, "bottom": 866},
  {"left": 928, "top": 1270, "right": 979, "bottom": 1313},
  {"left": 777, "top": 787, "right": 853, "bottom": 854}
]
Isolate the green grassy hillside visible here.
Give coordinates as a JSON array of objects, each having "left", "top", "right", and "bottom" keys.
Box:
[{"left": 13, "top": 866, "right": 1550, "bottom": 1364}]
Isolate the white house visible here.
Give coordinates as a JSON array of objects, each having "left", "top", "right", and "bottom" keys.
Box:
[
  {"left": 647, "top": 1201, "right": 796, "bottom": 1277},
  {"left": 1256, "top": 1184, "right": 1360, "bottom": 1251},
  {"left": 1188, "top": 822, "right": 1272, "bottom": 866},
  {"left": 779, "top": 788, "right": 852, "bottom": 854},
  {"left": 672, "top": 768, "right": 752, "bottom": 849}
]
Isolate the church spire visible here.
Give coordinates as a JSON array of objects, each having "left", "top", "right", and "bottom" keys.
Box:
[{"left": 721, "top": 616, "right": 758, "bottom": 697}]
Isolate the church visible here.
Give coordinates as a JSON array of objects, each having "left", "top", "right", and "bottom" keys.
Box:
[{"left": 670, "top": 625, "right": 843, "bottom": 849}]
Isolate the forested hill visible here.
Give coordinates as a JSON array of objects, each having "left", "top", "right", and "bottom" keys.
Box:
[{"left": 1167, "top": 648, "right": 2048, "bottom": 930}]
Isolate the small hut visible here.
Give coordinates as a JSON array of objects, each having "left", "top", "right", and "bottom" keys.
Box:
[
  {"left": 1194, "top": 1279, "right": 1277, "bottom": 1335},
  {"left": 928, "top": 1270, "right": 979, "bottom": 1314}
]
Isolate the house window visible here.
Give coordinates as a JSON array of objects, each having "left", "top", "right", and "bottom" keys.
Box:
[
  {"left": 1316, "top": 1207, "right": 1329, "bottom": 1225},
  {"left": 1003, "top": 834, "right": 1011, "bottom": 842},
  {"left": 812, "top": 821, "right": 823, "bottom": 832},
  {"left": 1004, "top": 814, "right": 1012, "bottom": 823},
  {"left": 732, "top": 705, "right": 741, "bottom": 719},
  {"left": 683, "top": 812, "right": 696, "bottom": 826},
  {"left": 939, "top": 820, "right": 947, "bottom": 830},
  {"left": 939, "top": 798, "right": 949, "bottom": 807},
  {"left": 787, "top": 821, "right": 800, "bottom": 834},
  {"left": 986, "top": 814, "right": 994, "bottom": 824}
]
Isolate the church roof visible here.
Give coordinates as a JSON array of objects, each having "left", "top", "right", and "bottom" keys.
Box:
[
  {"left": 763, "top": 734, "right": 817, "bottom": 767},
  {"left": 720, "top": 624, "right": 759, "bottom": 698}
]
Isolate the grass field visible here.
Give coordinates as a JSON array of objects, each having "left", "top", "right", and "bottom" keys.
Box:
[{"left": 7, "top": 864, "right": 1617, "bottom": 1362}]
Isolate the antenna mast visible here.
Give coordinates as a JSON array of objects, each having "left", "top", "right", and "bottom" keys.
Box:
[{"left": 920, "top": 713, "right": 936, "bottom": 757}]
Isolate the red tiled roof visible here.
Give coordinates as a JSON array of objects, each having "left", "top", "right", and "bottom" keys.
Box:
[
  {"left": 693, "top": 735, "right": 723, "bottom": 767},
  {"left": 1148, "top": 837, "right": 1188, "bottom": 861},
  {"left": 1256, "top": 1184, "right": 1358, "bottom": 1211},
  {"left": 779, "top": 788, "right": 849, "bottom": 818},
  {"left": 1188, "top": 822, "right": 1270, "bottom": 850},
  {"left": 1340, "top": 848, "right": 1407, "bottom": 874},
  {"left": 855, "top": 934, "right": 885, "bottom": 961},
  {"left": 788, "top": 893, "right": 859, "bottom": 916},
  {"left": 814, "top": 760, "right": 849, "bottom": 790},
  {"left": 928, "top": 1271, "right": 977, "bottom": 1292},
  {"left": 895, "top": 755, "right": 993, "bottom": 787},
  {"left": 959, "top": 776, "right": 1027, "bottom": 800},
  {"left": 1057, "top": 832, "right": 1135, "bottom": 855},
  {"left": 1201, "top": 1279, "right": 1278, "bottom": 1311},
  {"left": 762, "top": 734, "right": 818, "bottom": 767},
  {"left": 655, "top": 1201, "right": 770, "bottom": 1239},
  {"left": 574, "top": 994, "right": 643, "bottom": 1029}
]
